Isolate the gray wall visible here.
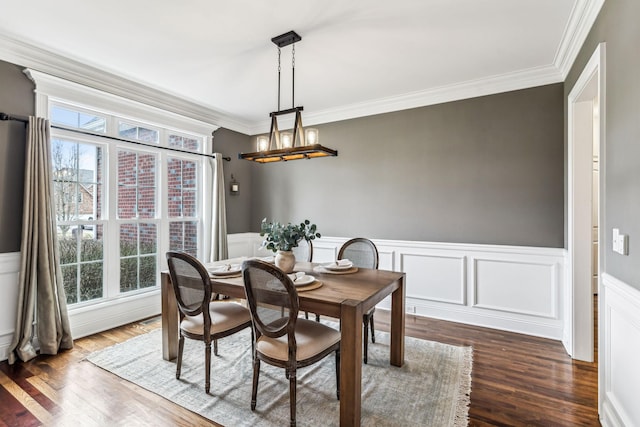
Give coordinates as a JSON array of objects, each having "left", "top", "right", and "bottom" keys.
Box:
[
  {"left": 565, "top": 1, "right": 640, "bottom": 290},
  {"left": 0, "top": 60, "right": 33, "bottom": 253},
  {"left": 212, "top": 128, "right": 253, "bottom": 233},
  {"left": 0, "top": 62, "right": 566, "bottom": 253},
  {"left": 249, "top": 84, "right": 564, "bottom": 247}
]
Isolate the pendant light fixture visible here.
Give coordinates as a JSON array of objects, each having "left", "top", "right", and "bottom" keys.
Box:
[{"left": 239, "top": 31, "right": 338, "bottom": 163}]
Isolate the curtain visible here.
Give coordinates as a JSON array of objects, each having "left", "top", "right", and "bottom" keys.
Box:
[
  {"left": 209, "top": 153, "right": 228, "bottom": 261},
  {"left": 9, "top": 117, "right": 73, "bottom": 364}
]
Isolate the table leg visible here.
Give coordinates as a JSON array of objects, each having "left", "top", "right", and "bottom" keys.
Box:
[
  {"left": 340, "top": 299, "right": 363, "bottom": 426},
  {"left": 390, "top": 275, "right": 405, "bottom": 367},
  {"left": 161, "top": 272, "right": 179, "bottom": 361}
]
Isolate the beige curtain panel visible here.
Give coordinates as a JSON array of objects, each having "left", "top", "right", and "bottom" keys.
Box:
[
  {"left": 210, "top": 153, "right": 228, "bottom": 262},
  {"left": 9, "top": 117, "right": 73, "bottom": 364}
]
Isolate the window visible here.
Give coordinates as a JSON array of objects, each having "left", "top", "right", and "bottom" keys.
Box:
[
  {"left": 48, "top": 102, "right": 208, "bottom": 307},
  {"left": 167, "top": 156, "right": 199, "bottom": 256},
  {"left": 119, "top": 121, "right": 159, "bottom": 143},
  {"left": 118, "top": 149, "right": 158, "bottom": 293},
  {"left": 168, "top": 133, "right": 200, "bottom": 151},
  {"left": 52, "top": 139, "right": 104, "bottom": 304},
  {"left": 50, "top": 104, "right": 107, "bottom": 133}
]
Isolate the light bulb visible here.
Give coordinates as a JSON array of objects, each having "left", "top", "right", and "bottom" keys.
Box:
[
  {"left": 305, "top": 128, "right": 318, "bottom": 145},
  {"left": 257, "top": 135, "right": 269, "bottom": 151},
  {"left": 281, "top": 132, "right": 293, "bottom": 148}
]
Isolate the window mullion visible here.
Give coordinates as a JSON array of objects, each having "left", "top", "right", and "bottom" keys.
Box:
[
  {"left": 104, "top": 143, "right": 120, "bottom": 299},
  {"left": 158, "top": 151, "right": 170, "bottom": 272}
]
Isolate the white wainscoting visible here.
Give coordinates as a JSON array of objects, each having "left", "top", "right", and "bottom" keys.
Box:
[
  {"left": 0, "top": 252, "right": 21, "bottom": 362},
  {"left": 0, "top": 236, "right": 567, "bottom": 362},
  {"left": 228, "top": 233, "right": 566, "bottom": 339},
  {"left": 0, "top": 251, "right": 160, "bottom": 363},
  {"left": 600, "top": 273, "right": 640, "bottom": 427}
]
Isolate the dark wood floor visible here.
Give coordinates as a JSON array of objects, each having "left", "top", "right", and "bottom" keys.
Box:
[{"left": 0, "top": 310, "right": 599, "bottom": 426}]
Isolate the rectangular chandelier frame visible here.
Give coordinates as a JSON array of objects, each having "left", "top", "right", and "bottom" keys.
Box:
[{"left": 238, "top": 31, "right": 338, "bottom": 163}]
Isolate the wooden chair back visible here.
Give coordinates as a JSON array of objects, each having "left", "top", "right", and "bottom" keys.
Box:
[
  {"left": 166, "top": 251, "right": 212, "bottom": 320},
  {"left": 242, "top": 259, "right": 299, "bottom": 341},
  {"left": 292, "top": 238, "right": 313, "bottom": 262},
  {"left": 338, "top": 237, "right": 379, "bottom": 269}
]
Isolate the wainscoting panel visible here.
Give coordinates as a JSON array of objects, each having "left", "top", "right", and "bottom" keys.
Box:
[
  {"left": 68, "top": 291, "right": 161, "bottom": 340},
  {"left": 228, "top": 234, "right": 566, "bottom": 339},
  {"left": 601, "top": 273, "right": 640, "bottom": 427},
  {"left": 0, "top": 252, "right": 20, "bottom": 362},
  {"left": 402, "top": 253, "right": 466, "bottom": 305},
  {"left": 473, "top": 258, "right": 558, "bottom": 318},
  {"left": 228, "top": 233, "right": 262, "bottom": 259}
]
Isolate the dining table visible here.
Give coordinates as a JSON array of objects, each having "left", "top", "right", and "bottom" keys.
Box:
[{"left": 160, "top": 258, "right": 406, "bottom": 427}]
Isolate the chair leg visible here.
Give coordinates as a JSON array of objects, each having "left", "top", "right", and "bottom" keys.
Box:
[
  {"left": 205, "top": 341, "right": 212, "bottom": 393},
  {"left": 251, "top": 358, "right": 260, "bottom": 410},
  {"left": 315, "top": 313, "right": 320, "bottom": 322},
  {"left": 304, "top": 311, "right": 309, "bottom": 319},
  {"left": 213, "top": 339, "right": 218, "bottom": 356},
  {"left": 289, "top": 367, "right": 297, "bottom": 427},
  {"left": 335, "top": 349, "right": 340, "bottom": 400},
  {"left": 363, "top": 319, "right": 369, "bottom": 364},
  {"left": 176, "top": 334, "right": 185, "bottom": 379},
  {"left": 370, "top": 314, "right": 375, "bottom": 343}
]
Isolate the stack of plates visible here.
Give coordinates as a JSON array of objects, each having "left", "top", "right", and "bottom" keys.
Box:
[
  {"left": 288, "top": 272, "right": 316, "bottom": 286},
  {"left": 208, "top": 264, "right": 242, "bottom": 278},
  {"left": 323, "top": 259, "right": 354, "bottom": 271},
  {"left": 313, "top": 259, "right": 358, "bottom": 275}
]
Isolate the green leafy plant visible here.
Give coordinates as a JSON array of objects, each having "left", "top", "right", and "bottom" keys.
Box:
[{"left": 260, "top": 218, "right": 321, "bottom": 252}]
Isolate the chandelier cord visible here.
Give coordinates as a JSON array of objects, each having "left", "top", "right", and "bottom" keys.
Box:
[
  {"left": 292, "top": 43, "right": 296, "bottom": 108},
  {"left": 277, "top": 46, "right": 281, "bottom": 112}
]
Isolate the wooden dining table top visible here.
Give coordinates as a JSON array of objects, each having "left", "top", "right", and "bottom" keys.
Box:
[{"left": 203, "top": 259, "right": 403, "bottom": 318}]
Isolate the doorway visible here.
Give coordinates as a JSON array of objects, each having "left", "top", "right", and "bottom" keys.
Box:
[{"left": 566, "top": 43, "right": 605, "bottom": 363}]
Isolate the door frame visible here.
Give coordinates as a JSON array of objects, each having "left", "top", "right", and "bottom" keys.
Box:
[{"left": 566, "top": 42, "right": 605, "bottom": 363}]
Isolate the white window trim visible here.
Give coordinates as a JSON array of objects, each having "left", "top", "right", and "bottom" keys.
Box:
[{"left": 27, "top": 69, "right": 221, "bottom": 338}]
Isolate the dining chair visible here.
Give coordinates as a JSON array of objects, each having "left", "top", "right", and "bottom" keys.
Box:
[
  {"left": 291, "top": 240, "right": 320, "bottom": 321},
  {"left": 337, "top": 237, "right": 379, "bottom": 364},
  {"left": 166, "top": 251, "right": 252, "bottom": 393},
  {"left": 242, "top": 259, "right": 340, "bottom": 427}
]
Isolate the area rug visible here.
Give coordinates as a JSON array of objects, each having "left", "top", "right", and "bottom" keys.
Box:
[{"left": 86, "top": 324, "right": 472, "bottom": 426}]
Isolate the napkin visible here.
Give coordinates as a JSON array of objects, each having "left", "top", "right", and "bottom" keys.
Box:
[
  {"left": 335, "top": 259, "right": 352, "bottom": 267},
  {"left": 288, "top": 272, "right": 306, "bottom": 282}
]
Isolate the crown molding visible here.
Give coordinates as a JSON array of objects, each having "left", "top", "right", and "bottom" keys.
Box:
[
  {"left": 0, "top": 33, "right": 251, "bottom": 134},
  {"left": 249, "top": 64, "right": 563, "bottom": 134},
  {"left": 2, "top": 0, "right": 602, "bottom": 138},
  {"left": 554, "top": 0, "right": 606, "bottom": 79}
]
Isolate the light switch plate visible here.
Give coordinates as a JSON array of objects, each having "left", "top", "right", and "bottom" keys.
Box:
[{"left": 612, "top": 228, "right": 629, "bottom": 255}]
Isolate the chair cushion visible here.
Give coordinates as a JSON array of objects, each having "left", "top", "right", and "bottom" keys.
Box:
[
  {"left": 181, "top": 302, "right": 251, "bottom": 335},
  {"left": 257, "top": 319, "right": 340, "bottom": 362}
]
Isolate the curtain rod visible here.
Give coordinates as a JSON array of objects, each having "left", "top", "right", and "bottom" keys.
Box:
[{"left": 0, "top": 112, "right": 231, "bottom": 161}]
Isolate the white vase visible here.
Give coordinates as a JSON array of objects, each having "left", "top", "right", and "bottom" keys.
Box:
[{"left": 275, "top": 250, "right": 296, "bottom": 273}]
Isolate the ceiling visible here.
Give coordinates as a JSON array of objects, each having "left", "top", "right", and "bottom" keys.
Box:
[{"left": 0, "top": 0, "right": 599, "bottom": 134}]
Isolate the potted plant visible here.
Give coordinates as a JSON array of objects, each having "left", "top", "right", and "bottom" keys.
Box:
[{"left": 260, "top": 218, "right": 321, "bottom": 273}]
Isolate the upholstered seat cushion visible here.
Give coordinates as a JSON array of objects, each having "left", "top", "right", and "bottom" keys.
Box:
[
  {"left": 181, "top": 302, "right": 251, "bottom": 335},
  {"left": 256, "top": 318, "right": 340, "bottom": 361}
]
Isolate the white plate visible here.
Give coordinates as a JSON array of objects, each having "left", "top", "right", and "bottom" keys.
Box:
[
  {"left": 208, "top": 264, "right": 241, "bottom": 276},
  {"left": 323, "top": 261, "right": 354, "bottom": 271},
  {"left": 292, "top": 274, "right": 315, "bottom": 286}
]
